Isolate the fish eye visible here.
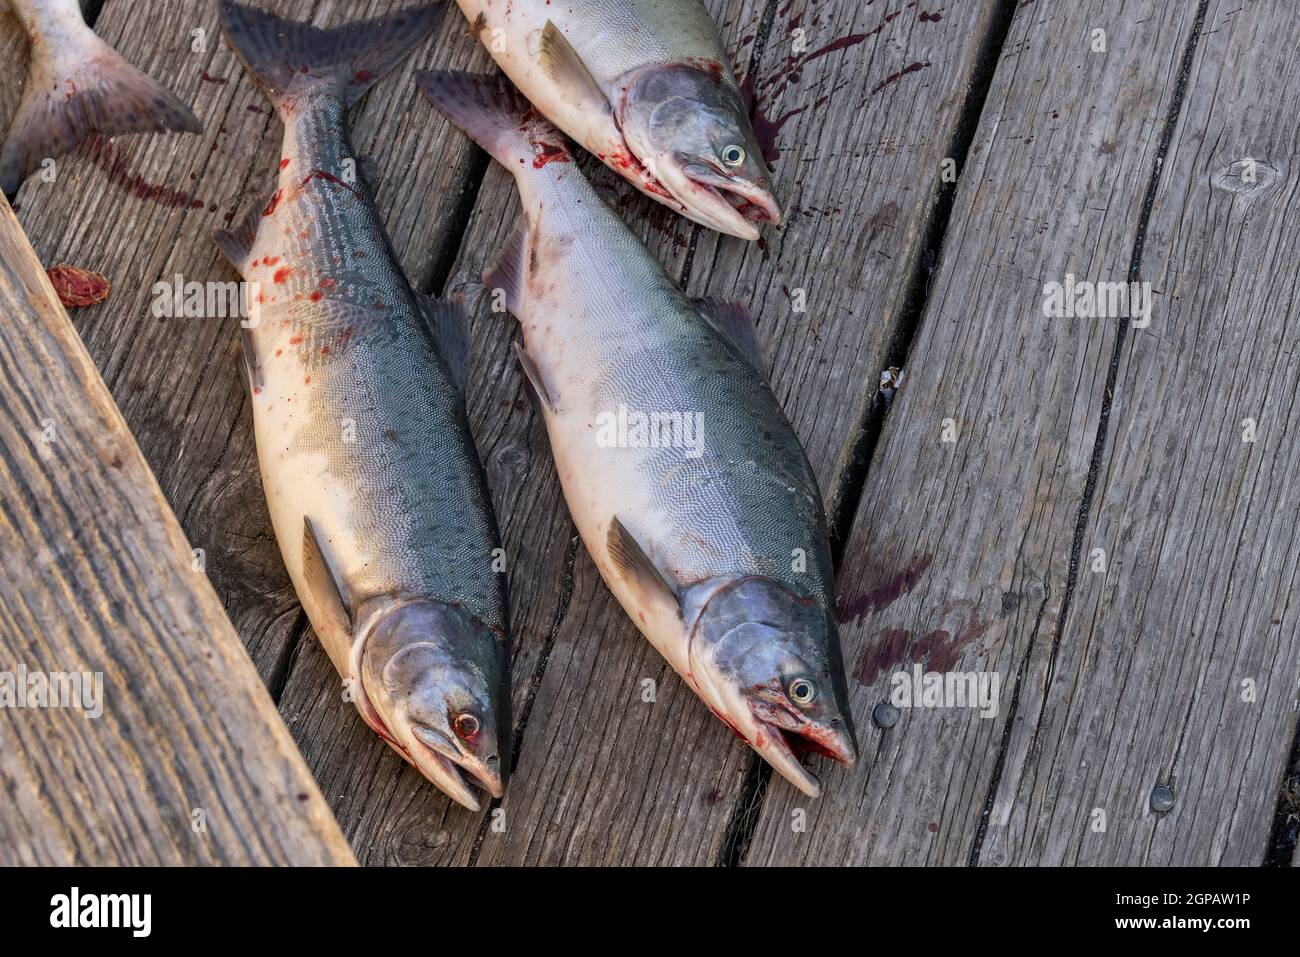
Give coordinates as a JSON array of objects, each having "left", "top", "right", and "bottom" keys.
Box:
[
  {"left": 453, "top": 713, "right": 480, "bottom": 740},
  {"left": 720, "top": 144, "right": 746, "bottom": 167},
  {"left": 788, "top": 677, "right": 817, "bottom": 706}
]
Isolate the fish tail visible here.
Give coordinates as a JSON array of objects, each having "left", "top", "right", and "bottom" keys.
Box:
[
  {"left": 415, "top": 71, "right": 573, "bottom": 175},
  {"left": 0, "top": 23, "right": 201, "bottom": 197},
  {"left": 218, "top": 1, "right": 442, "bottom": 116}
]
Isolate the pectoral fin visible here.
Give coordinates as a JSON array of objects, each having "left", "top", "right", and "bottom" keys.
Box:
[
  {"left": 538, "top": 22, "right": 612, "bottom": 119},
  {"left": 607, "top": 517, "right": 680, "bottom": 615},
  {"left": 302, "top": 516, "right": 355, "bottom": 633},
  {"left": 694, "top": 298, "right": 767, "bottom": 377}
]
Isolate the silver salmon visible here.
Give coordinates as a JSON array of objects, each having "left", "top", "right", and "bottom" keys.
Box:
[
  {"left": 418, "top": 72, "right": 854, "bottom": 797},
  {"left": 454, "top": 0, "right": 780, "bottom": 240},
  {"left": 216, "top": 3, "right": 510, "bottom": 811},
  {"left": 1, "top": 0, "right": 201, "bottom": 196}
]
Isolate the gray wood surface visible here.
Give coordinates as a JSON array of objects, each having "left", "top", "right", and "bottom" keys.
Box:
[
  {"left": 0, "top": 194, "right": 355, "bottom": 865},
  {"left": 980, "top": 0, "right": 1300, "bottom": 866}
]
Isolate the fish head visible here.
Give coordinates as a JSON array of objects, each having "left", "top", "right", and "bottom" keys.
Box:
[
  {"left": 619, "top": 64, "right": 781, "bottom": 239},
  {"left": 685, "top": 577, "right": 856, "bottom": 797},
  {"left": 360, "top": 601, "right": 508, "bottom": 810}
]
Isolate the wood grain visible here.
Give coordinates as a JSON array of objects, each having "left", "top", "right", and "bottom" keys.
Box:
[
  {"left": 0, "top": 194, "right": 355, "bottom": 865},
  {"left": 743, "top": 0, "right": 1206, "bottom": 865},
  {"left": 978, "top": 0, "right": 1300, "bottom": 866}
]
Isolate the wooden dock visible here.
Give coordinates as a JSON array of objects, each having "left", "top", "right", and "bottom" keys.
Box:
[{"left": 1, "top": 0, "right": 1297, "bottom": 865}]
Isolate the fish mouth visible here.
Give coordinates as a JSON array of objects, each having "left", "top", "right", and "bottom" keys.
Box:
[
  {"left": 674, "top": 162, "right": 783, "bottom": 239},
  {"left": 408, "top": 725, "right": 504, "bottom": 812},
  {"left": 746, "top": 700, "right": 857, "bottom": 799}
]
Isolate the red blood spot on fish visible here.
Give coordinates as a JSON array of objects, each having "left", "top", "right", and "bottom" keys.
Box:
[
  {"left": 263, "top": 256, "right": 280, "bottom": 266},
  {"left": 46, "top": 264, "right": 110, "bottom": 308},
  {"left": 304, "top": 376, "right": 312, "bottom": 384},
  {"left": 919, "top": 9, "right": 943, "bottom": 22},
  {"left": 262, "top": 190, "right": 285, "bottom": 216},
  {"left": 289, "top": 334, "right": 304, "bottom": 345},
  {"left": 253, "top": 386, "right": 262, "bottom": 395},
  {"left": 280, "top": 157, "right": 291, "bottom": 169},
  {"left": 273, "top": 266, "right": 292, "bottom": 283},
  {"left": 351, "top": 70, "right": 374, "bottom": 85},
  {"left": 301, "top": 169, "right": 363, "bottom": 199},
  {"left": 275, "top": 349, "right": 283, "bottom": 357},
  {"left": 320, "top": 345, "right": 331, "bottom": 355},
  {"left": 319, "top": 277, "right": 337, "bottom": 288},
  {"left": 532, "top": 142, "right": 569, "bottom": 168},
  {"left": 247, "top": 104, "right": 266, "bottom": 114},
  {"left": 201, "top": 72, "right": 227, "bottom": 84},
  {"left": 309, "top": 291, "right": 322, "bottom": 302}
]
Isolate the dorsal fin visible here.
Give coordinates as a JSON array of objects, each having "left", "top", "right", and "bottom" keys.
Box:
[
  {"left": 302, "top": 517, "right": 355, "bottom": 631},
  {"left": 607, "top": 517, "right": 680, "bottom": 613},
  {"left": 420, "top": 295, "right": 469, "bottom": 393},
  {"left": 694, "top": 297, "right": 766, "bottom": 376}
]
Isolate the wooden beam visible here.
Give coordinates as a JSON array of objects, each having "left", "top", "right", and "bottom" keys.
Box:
[{"left": 0, "top": 194, "right": 355, "bottom": 865}]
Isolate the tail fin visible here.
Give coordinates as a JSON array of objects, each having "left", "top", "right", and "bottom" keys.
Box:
[
  {"left": 218, "top": 1, "right": 441, "bottom": 112},
  {"left": 0, "top": 29, "right": 201, "bottom": 196},
  {"left": 415, "top": 71, "right": 572, "bottom": 173}
]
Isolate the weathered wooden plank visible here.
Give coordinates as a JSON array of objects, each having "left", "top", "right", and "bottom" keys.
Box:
[
  {"left": 0, "top": 194, "right": 355, "bottom": 866},
  {"left": 743, "top": 0, "right": 1205, "bottom": 864},
  {"left": 978, "top": 0, "right": 1300, "bottom": 866},
  {"left": 354, "top": 0, "right": 1008, "bottom": 865}
]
